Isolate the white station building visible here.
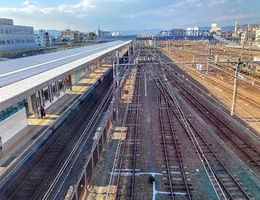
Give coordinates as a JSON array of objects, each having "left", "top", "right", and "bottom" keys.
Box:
[{"left": 0, "top": 40, "right": 131, "bottom": 145}]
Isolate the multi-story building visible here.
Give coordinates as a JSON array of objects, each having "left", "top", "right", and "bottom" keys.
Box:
[
  {"left": 241, "top": 31, "right": 256, "bottom": 44},
  {"left": 35, "top": 35, "right": 45, "bottom": 47},
  {"left": 255, "top": 30, "right": 260, "bottom": 43},
  {"left": 210, "top": 23, "right": 222, "bottom": 35},
  {"left": 248, "top": 24, "right": 260, "bottom": 30},
  {"left": 61, "top": 29, "right": 80, "bottom": 42},
  {"left": 0, "top": 18, "right": 36, "bottom": 52},
  {"left": 171, "top": 29, "right": 184, "bottom": 36},
  {"left": 96, "top": 27, "right": 111, "bottom": 37},
  {"left": 35, "top": 29, "right": 50, "bottom": 48},
  {"left": 235, "top": 21, "right": 239, "bottom": 33},
  {"left": 39, "top": 29, "right": 49, "bottom": 47},
  {"left": 186, "top": 26, "right": 199, "bottom": 36}
]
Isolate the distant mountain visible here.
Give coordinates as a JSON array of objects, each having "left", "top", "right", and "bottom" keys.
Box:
[
  {"left": 114, "top": 25, "right": 249, "bottom": 35},
  {"left": 46, "top": 30, "right": 61, "bottom": 36},
  {"left": 199, "top": 24, "right": 248, "bottom": 32},
  {"left": 199, "top": 26, "right": 211, "bottom": 31},
  {"left": 113, "top": 29, "right": 163, "bottom": 35},
  {"left": 221, "top": 24, "right": 247, "bottom": 31}
]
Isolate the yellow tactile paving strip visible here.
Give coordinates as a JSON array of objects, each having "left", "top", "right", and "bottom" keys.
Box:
[{"left": 0, "top": 65, "right": 111, "bottom": 160}]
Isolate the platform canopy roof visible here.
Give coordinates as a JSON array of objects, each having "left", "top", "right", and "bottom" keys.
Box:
[{"left": 0, "top": 40, "right": 131, "bottom": 111}]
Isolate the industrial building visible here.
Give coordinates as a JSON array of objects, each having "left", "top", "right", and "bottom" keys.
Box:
[{"left": 0, "top": 18, "right": 35, "bottom": 52}]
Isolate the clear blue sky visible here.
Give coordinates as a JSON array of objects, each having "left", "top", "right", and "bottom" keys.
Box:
[{"left": 0, "top": 0, "right": 259, "bottom": 31}]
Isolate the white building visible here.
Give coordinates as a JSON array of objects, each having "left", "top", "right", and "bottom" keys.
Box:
[
  {"left": 112, "top": 32, "right": 121, "bottom": 36},
  {"left": 35, "top": 35, "right": 44, "bottom": 47},
  {"left": 235, "top": 21, "right": 239, "bottom": 33},
  {"left": 256, "top": 30, "right": 260, "bottom": 42},
  {"left": 34, "top": 29, "right": 51, "bottom": 48},
  {"left": 186, "top": 26, "right": 199, "bottom": 36},
  {"left": 0, "top": 18, "right": 35, "bottom": 52},
  {"left": 210, "top": 23, "right": 222, "bottom": 35},
  {"left": 241, "top": 31, "right": 256, "bottom": 44}
]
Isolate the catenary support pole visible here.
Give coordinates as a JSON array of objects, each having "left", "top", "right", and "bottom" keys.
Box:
[{"left": 231, "top": 59, "right": 242, "bottom": 116}]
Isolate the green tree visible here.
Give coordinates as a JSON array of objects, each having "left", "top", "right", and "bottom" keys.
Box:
[{"left": 88, "top": 32, "right": 96, "bottom": 40}]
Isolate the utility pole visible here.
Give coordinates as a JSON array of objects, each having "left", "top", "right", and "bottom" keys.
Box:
[
  {"left": 166, "top": 38, "right": 168, "bottom": 56},
  {"left": 168, "top": 39, "right": 170, "bottom": 57},
  {"left": 113, "top": 51, "right": 120, "bottom": 122},
  {"left": 249, "top": 41, "right": 252, "bottom": 61},
  {"left": 231, "top": 59, "right": 243, "bottom": 116},
  {"left": 206, "top": 45, "right": 211, "bottom": 75}
]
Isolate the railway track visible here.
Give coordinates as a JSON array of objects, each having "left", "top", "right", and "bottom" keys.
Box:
[
  {"left": 162, "top": 67, "right": 260, "bottom": 176},
  {"left": 153, "top": 71, "right": 252, "bottom": 200},
  {"left": 155, "top": 77, "right": 192, "bottom": 200},
  {"left": 115, "top": 66, "right": 142, "bottom": 200},
  {"left": 187, "top": 70, "right": 260, "bottom": 111},
  {"left": 0, "top": 72, "right": 113, "bottom": 200}
]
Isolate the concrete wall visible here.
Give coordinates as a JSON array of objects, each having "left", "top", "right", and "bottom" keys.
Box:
[{"left": 0, "top": 108, "right": 28, "bottom": 144}]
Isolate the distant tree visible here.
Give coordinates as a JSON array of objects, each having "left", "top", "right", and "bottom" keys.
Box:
[{"left": 88, "top": 32, "right": 96, "bottom": 40}]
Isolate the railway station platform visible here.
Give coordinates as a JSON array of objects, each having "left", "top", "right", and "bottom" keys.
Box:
[{"left": 0, "top": 64, "right": 112, "bottom": 173}]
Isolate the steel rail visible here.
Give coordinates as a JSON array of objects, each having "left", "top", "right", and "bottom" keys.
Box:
[
  {"left": 130, "top": 67, "right": 141, "bottom": 200},
  {"left": 155, "top": 72, "right": 251, "bottom": 200},
  {"left": 38, "top": 83, "right": 114, "bottom": 200},
  {"left": 158, "top": 91, "right": 175, "bottom": 200},
  {"left": 105, "top": 56, "right": 136, "bottom": 200},
  {"left": 2, "top": 76, "right": 113, "bottom": 200},
  {"left": 155, "top": 77, "right": 192, "bottom": 200},
  {"left": 142, "top": 45, "right": 260, "bottom": 141},
  {"left": 165, "top": 68, "right": 260, "bottom": 169},
  {"left": 105, "top": 103, "right": 129, "bottom": 199},
  {"left": 114, "top": 67, "right": 141, "bottom": 199}
]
